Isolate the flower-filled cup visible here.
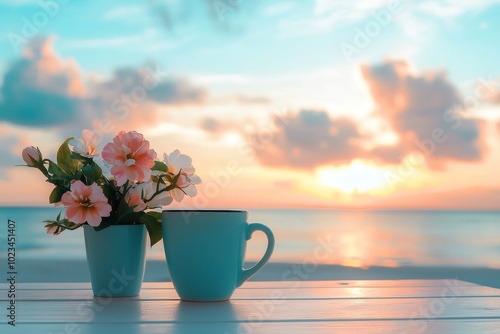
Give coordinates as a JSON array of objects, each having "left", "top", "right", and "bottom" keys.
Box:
[{"left": 20, "top": 129, "right": 202, "bottom": 296}]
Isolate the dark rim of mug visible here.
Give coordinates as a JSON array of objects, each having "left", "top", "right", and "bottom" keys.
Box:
[{"left": 162, "top": 209, "right": 246, "bottom": 213}]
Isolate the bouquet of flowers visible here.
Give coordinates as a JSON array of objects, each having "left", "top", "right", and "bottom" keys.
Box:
[{"left": 21, "top": 130, "right": 201, "bottom": 246}]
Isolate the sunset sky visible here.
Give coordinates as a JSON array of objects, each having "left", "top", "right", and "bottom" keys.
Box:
[{"left": 0, "top": 0, "right": 499, "bottom": 209}]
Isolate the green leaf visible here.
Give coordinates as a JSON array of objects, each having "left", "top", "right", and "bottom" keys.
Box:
[
  {"left": 70, "top": 152, "right": 94, "bottom": 165},
  {"left": 81, "top": 165, "right": 93, "bottom": 183},
  {"left": 93, "top": 216, "right": 114, "bottom": 231},
  {"left": 48, "top": 160, "right": 66, "bottom": 177},
  {"left": 114, "top": 197, "right": 146, "bottom": 225},
  {"left": 81, "top": 164, "right": 102, "bottom": 185},
  {"left": 146, "top": 211, "right": 162, "bottom": 221},
  {"left": 49, "top": 186, "right": 66, "bottom": 204},
  {"left": 59, "top": 219, "right": 81, "bottom": 230},
  {"left": 102, "top": 182, "right": 116, "bottom": 203},
  {"left": 57, "top": 137, "right": 82, "bottom": 174},
  {"left": 141, "top": 213, "right": 163, "bottom": 247},
  {"left": 120, "top": 211, "right": 146, "bottom": 225},
  {"left": 152, "top": 161, "right": 167, "bottom": 172},
  {"left": 115, "top": 197, "right": 132, "bottom": 222},
  {"left": 92, "top": 163, "right": 103, "bottom": 181}
]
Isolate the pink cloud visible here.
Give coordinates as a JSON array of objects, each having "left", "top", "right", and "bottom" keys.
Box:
[
  {"left": 252, "top": 110, "right": 363, "bottom": 168},
  {"left": 0, "top": 36, "right": 207, "bottom": 132},
  {"left": 0, "top": 36, "right": 86, "bottom": 127},
  {"left": 249, "top": 60, "right": 489, "bottom": 171},
  {"left": 361, "top": 60, "right": 487, "bottom": 168}
]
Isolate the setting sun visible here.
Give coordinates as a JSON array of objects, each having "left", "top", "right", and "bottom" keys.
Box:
[{"left": 317, "top": 160, "right": 387, "bottom": 194}]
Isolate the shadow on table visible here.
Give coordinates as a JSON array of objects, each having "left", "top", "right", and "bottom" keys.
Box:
[
  {"left": 77, "top": 296, "right": 144, "bottom": 334},
  {"left": 75, "top": 297, "right": 248, "bottom": 334},
  {"left": 171, "top": 300, "right": 248, "bottom": 334}
]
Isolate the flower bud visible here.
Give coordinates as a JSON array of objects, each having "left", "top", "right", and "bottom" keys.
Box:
[
  {"left": 45, "top": 223, "right": 61, "bottom": 235},
  {"left": 22, "top": 146, "right": 40, "bottom": 166}
]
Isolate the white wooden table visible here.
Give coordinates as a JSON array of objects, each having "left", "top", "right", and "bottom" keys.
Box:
[{"left": 1, "top": 280, "right": 500, "bottom": 333}]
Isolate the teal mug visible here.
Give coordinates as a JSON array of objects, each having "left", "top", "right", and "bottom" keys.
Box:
[{"left": 162, "top": 210, "right": 275, "bottom": 302}]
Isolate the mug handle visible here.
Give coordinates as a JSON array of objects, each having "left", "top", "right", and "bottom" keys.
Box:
[{"left": 238, "top": 223, "right": 275, "bottom": 287}]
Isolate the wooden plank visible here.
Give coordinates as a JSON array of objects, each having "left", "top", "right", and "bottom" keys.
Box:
[
  {"left": 0, "top": 279, "right": 479, "bottom": 290},
  {"left": 8, "top": 297, "right": 500, "bottom": 323},
  {"left": 3, "top": 285, "right": 498, "bottom": 301},
  {"left": 1, "top": 320, "right": 500, "bottom": 334}
]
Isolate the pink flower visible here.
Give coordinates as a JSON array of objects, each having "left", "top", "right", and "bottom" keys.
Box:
[
  {"left": 22, "top": 146, "right": 40, "bottom": 166},
  {"left": 61, "top": 180, "right": 112, "bottom": 227},
  {"left": 69, "top": 129, "right": 99, "bottom": 158},
  {"left": 102, "top": 131, "right": 157, "bottom": 186},
  {"left": 163, "top": 150, "right": 201, "bottom": 202},
  {"left": 127, "top": 192, "right": 147, "bottom": 212}
]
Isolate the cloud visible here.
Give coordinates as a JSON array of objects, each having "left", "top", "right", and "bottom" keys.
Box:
[
  {"left": 95, "top": 66, "right": 206, "bottom": 106},
  {"left": 252, "top": 110, "right": 363, "bottom": 168},
  {"left": 207, "top": 94, "right": 271, "bottom": 105},
  {"left": 101, "top": 5, "right": 144, "bottom": 21},
  {"left": 148, "top": 78, "right": 207, "bottom": 104},
  {"left": 250, "top": 60, "right": 488, "bottom": 171},
  {"left": 199, "top": 117, "right": 221, "bottom": 133},
  {"left": 263, "top": 2, "right": 296, "bottom": 16},
  {"left": 234, "top": 94, "right": 271, "bottom": 104},
  {"left": 361, "top": 60, "right": 486, "bottom": 167},
  {"left": 314, "top": 0, "right": 499, "bottom": 20},
  {"left": 65, "top": 36, "right": 141, "bottom": 49},
  {"left": 483, "top": 77, "right": 500, "bottom": 104},
  {"left": 0, "top": 37, "right": 86, "bottom": 127},
  {"left": 489, "top": 93, "right": 500, "bottom": 104},
  {"left": 0, "top": 135, "right": 21, "bottom": 179},
  {"left": 195, "top": 74, "right": 252, "bottom": 85},
  {"left": 85, "top": 66, "right": 208, "bottom": 137},
  {"left": 198, "top": 117, "right": 242, "bottom": 140},
  {"left": 149, "top": 0, "right": 246, "bottom": 35},
  {"left": 416, "top": 0, "right": 500, "bottom": 19},
  {"left": 0, "top": 37, "right": 207, "bottom": 132}
]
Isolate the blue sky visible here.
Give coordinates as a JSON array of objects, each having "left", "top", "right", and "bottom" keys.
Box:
[
  {"left": 2, "top": 1, "right": 498, "bottom": 76},
  {"left": 0, "top": 0, "right": 499, "bottom": 208}
]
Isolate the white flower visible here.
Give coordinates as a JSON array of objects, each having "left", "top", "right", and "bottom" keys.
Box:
[
  {"left": 93, "top": 155, "right": 113, "bottom": 179},
  {"left": 69, "top": 129, "right": 99, "bottom": 158},
  {"left": 146, "top": 183, "right": 173, "bottom": 208},
  {"left": 163, "top": 150, "right": 201, "bottom": 202},
  {"left": 126, "top": 181, "right": 173, "bottom": 211}
]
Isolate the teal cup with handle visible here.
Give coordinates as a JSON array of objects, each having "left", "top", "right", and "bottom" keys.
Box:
[{"left": 162, "top": 210, "right": 275, "bottom": 302}]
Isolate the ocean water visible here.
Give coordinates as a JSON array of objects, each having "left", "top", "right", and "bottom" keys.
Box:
[{"left": 0, "top": 207, "right": 499, "bottom": 269}]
